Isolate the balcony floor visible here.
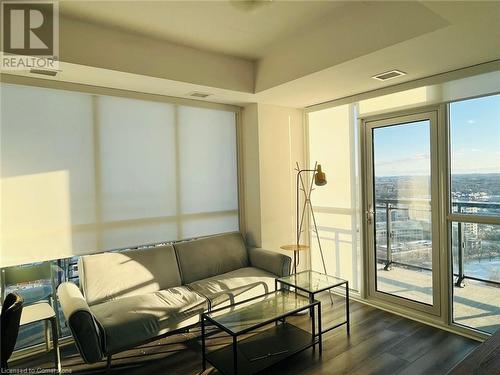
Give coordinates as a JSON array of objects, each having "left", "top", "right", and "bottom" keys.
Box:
[{"left": 376, "top": 264, "right": 500, "bottom": 334}]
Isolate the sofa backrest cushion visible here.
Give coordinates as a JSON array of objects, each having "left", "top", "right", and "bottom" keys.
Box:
[
  {"left": 174, "top": 232, "right": 249, "bottom": 284},
  {"left": 79, "top": 245, "right": 181, "bottom": 306}
]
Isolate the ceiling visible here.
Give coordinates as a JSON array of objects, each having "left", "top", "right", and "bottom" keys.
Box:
[
  {"left": 3, "top": 1, "right": 500, "bottom": 108},
  {"left": 60, "top": 0, "right": 347, "bottom": 60}
]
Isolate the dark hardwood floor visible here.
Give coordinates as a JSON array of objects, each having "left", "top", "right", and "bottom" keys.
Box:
[
  {"left": 449, "top": 327, "right": 500, "bottom": 374},
  {"left": 12, "top": 294, "right": 480, "bottom": 375}
]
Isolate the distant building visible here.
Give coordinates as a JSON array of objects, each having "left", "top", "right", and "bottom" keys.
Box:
[{"left": 462, "top": 206, "right": 479, "bottom": 238}]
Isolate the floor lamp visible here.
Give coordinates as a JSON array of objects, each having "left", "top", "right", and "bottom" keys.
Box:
[
  {"left": 280, "top": 162, "right": 333, "bottom": 306},
  {"left": 281, "top": 162, "right": 327, "bottom": 274},
  {"left": 293, "top": 161, "right": 329, "bottom": 276}
]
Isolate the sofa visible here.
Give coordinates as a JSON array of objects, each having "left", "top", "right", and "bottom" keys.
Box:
[{"left": 57, "top": 232, "right": 291, "bottom": 364}]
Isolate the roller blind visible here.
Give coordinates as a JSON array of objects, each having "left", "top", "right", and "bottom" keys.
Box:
[{"left": 0, "top": 83, "right": 239, "bottom": 267}]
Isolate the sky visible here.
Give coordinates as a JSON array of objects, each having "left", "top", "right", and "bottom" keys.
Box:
[{"left": 374, "top": 94, "right": 500, "bottom": 177}]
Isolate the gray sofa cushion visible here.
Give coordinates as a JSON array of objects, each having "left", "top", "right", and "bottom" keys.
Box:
[
  {"left": 79, "top": 245, "right": 182, "bottom": 306},
  {"left": 174, "top": 232, "right": 249, "bottom": 284},
  {"left": 91, "top": 286, "right": 207, "bottom": 354},
  {"left": 188, "top": 267, "right": 276, "bottom": 309}
]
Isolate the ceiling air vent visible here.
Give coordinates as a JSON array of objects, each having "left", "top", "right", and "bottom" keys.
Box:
[
  {"left": 188, "top": 92, "right": 212, "bottom": 98},
  {"left": 372, "top": 70, "right": 406, "bottom": 81},
  {"left": 30, "top": 69, "right": 58, "bottom": 77}
]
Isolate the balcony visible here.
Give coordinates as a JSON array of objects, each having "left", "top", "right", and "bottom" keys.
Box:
[{"left": 375, "top": 199, "right": 500, "bottom": 334}]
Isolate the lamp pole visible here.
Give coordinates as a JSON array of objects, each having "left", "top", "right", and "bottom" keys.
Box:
[{"left": 295, "top": 162, "right": 329, "bottom": 277}]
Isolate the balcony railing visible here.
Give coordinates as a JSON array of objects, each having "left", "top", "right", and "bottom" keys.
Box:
[{"left": 375, "top": 199, "right": 500, "bottom": 288}]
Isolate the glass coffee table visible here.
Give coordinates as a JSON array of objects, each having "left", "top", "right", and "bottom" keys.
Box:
[
  {"left": 201, "top": 290, "right": 322, "bottom": 375},
  {"left": 276, "top": 270, "right": 350, "bottom": 335}
]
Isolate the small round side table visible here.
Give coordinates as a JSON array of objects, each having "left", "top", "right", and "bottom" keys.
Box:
[{"left": 280, "top": 244, "right": 310, "bottom": 274}]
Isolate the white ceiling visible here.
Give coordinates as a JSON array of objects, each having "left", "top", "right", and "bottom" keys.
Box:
[
  {"left": 60, "top": 0, "right": 347, "bottom": 60},
  {"left": 4, "top": 1, "right": 500, "bottom": 108}
]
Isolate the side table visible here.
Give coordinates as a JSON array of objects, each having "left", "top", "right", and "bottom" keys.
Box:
[{"left": 276, "top": 270, "right": 350, "bottom": 335}]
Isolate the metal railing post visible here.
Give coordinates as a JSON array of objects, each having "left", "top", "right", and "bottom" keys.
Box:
[
  {"left": 455, "top": 221, "right": 466, "bottom": 287},
  {"left": 384, "top": 203, "right": 393, "bottom": 271}
]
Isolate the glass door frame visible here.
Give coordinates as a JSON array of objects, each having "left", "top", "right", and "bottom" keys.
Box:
[{"left": 362, "top": 107, "right": 442, "bottom": 316}]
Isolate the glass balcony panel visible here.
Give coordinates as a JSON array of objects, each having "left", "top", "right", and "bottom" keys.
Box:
[
  {"left": 3, "top": 259, "right": 76, "bottom": 351},
  {"left": 452, "top": 221, "right": 500, "bottom": 334}
]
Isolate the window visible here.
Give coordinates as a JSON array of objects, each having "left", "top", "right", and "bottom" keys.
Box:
[
  {"left": 1, "top": 83, "right": 240, "bottom": 267},
  {"left": 1, "top": 83, "right": 240, "bottom": 350},
  {"left": 307, "top": 104, "right": 361, "bottom": 291},
  {"left": 308, "top": 72, "right": 499, "bottom": 337},
  {"left": 371, "top": 118, "right": 434, "bottom": 306},
  {"left": 449, "top": 93, "right": 500, "bottom": 334}
]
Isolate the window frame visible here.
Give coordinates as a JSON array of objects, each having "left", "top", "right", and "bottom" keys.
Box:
[{"left": 362, "top": 107, "right": 442, "bottom": 316}]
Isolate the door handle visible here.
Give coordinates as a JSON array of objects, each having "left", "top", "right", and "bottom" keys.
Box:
[{"left": 366, "top": 205, "right": 374, "bottom": 225}]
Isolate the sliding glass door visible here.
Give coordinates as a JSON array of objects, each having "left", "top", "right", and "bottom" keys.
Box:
[{"left": 364, "top": 110, "right": 440, "bottom": 314}]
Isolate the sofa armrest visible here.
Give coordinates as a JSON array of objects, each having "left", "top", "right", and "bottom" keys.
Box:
[
  {"left": 248, "top": 248, "right": 292, "bottom": 277},
  {"left": 57, "top": 282, "right": 104, "bottom": 363}
]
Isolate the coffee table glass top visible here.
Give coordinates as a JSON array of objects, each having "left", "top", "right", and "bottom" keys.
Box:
[
  {"left": 277, "top": 270, "right": 347, "bottom": 293},
  {"left": 205, "top": 290, "right": 311, "bottom": 335}
]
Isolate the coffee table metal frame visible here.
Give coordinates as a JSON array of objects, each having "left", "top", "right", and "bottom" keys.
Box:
[{"left": 201, "top": 290, "right": 322, "bottom": 375}]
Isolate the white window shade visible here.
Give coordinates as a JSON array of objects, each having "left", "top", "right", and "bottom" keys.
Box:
[
  {"left": 0, "top": 83, "right": 239, "bottom": 267},
  {"left": 97, "top": 96, "right": 178, "bottom": 250},
  {"left": 1, "top": 84, "right": 95, "bottom": 267},
  {"left": 178, "top": 106, "right": 239, "bottom": 238}
]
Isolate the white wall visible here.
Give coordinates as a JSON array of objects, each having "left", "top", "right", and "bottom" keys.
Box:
[
  {"left": 241, "top": 104, "right": 261, "bottom": 247},
  {"left": 242, "top": 103, "right": 307, "bottom": 269}
]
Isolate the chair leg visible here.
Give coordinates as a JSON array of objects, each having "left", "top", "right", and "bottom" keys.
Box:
[
  {"left": 106, "top": 355, "right": 112, "bottom": 372},
  {"left": 44, "top": 320, "right": 51, "bottom": 351},
  {"left": 50, "top": 317, "right": 61, "bottom": 374},
  {"left": 54, "top": 302, "right": 63, "bottom": 338}
]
